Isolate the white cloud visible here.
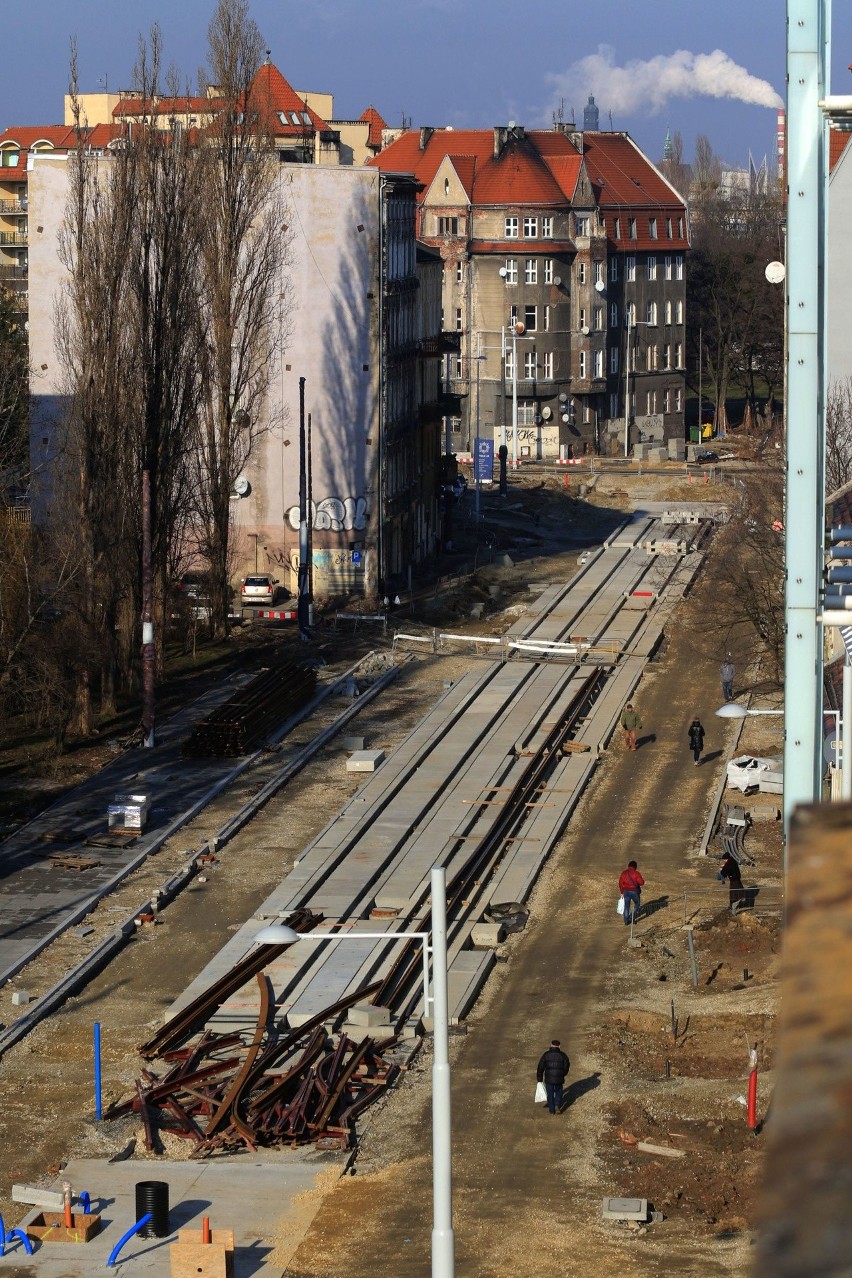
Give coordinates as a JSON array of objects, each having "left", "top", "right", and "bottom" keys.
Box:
[{"left": 546, "top": 46, "right": 783, "bottom": 119}]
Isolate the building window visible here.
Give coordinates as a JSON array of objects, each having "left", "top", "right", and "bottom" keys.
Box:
[
  {"left": 613, "top": 217, "right": 621, "bottom": 239},
  {"left": 542, "top": 216, "right": 553, "bottom": 238},
  {"left": 664, "top": 256, "right": 672, "bottom": 280},
  {"left": 524, "top": 216, "right": 538, "bottom": 237},
  {"left": 544, "top": 258, "right": 554, "bottom": 284},
  {"left": 456, "top": 261, "right": 463, "bottom": 284},
  {"left": 628, "top": 218, "right": 637, "bottom": 239},
  {"left": 577, "top": 261, "right": 587, "bottom": 284},
  {"left": 678, "top": 217, "right": 684, "bottom": 237},
  {"left": 664, "top": 388, "right": 672, "bottom": 412},
  {"left": 675, "top": 255, "right": 683, "bottom": 280},
  {"left": 578, "top": 307, "right": 587, "bottom": 330},
  {"left": 666, "top": 217, "right": 673, "bottom": 238},
  {"left": 675, "top": 387, "right": 682, "bottom": 411},
  {"left": 543, "top": 351, "right": 554, "bottom": 379},
  {"left": 649, "top": 217, "right": 658, "bottom": 240},
  {"left": 610, "top": 303, "right": 619, "bottom": 327},
  {"left": 663, "top": 343, "right": 672, "bottom": 368},
  {"left": 610, "top": 257, "right": 619, "bottom": 281},
  {"left": 646, "top": 301, "right": 657, "bottom": 325},
  {"left": 626, "top": 256, "right": 636, "bottom": 282},
  {"left": 595, "top": 261, "right": 605, "bottom": 285},
  {"left": 504, "top": 258, "right": 518, "bottom": 284},
  {"left": 593, "top": 306, "right": 604, "bottom": 330},
  {"left": 647, "top": 255, "right": 657, "bottom": 280},
  {"left": 543, "top": 306, "right": 551, "bottom": 332},
  {"left": 594, "top": 349, "right": 604, "bottom": 379},
  {"left": 575, "top": 214, "right": 590, "bottom": 237},
  {"left": 646, "top": 390, "right": 656, "bottom": 414},
  {"left": 525, "top": 258, "right": 538, "bottom": 284},
  {"left": 646, "top": 344, "right": 657, "bottom": 371},
  {"left": 675, "top": 300, "right": 683, "bottom": 324},
  {"left": 505, "top": 216, "right": 519, "bottom": 238},
  {"left": 610, "top": 392, "right": 619, "bottom": 418},
  {"left": 610, "top": 346, "right": 619, "bottom": 374},
  {"left": 455, "top": 308, "right": 463, "bottom": 331},
  {"left": 664, "top": 299, "right": 672, "bottom": 324},
  {"left": 436, "top": 216, "right": 459, "bottom": 236},
  {"left": 453, "top": 354, "right": 462, "bottom": 377},
  {"left": 523, "top": 350, "right": 537, "bottom": 378},
  {"left": 505, "top": 347, "right": 515, "bottom": 379},
  {"left": 627, "top": 300, "right": 637, "bottom": 326},
  {"left": 675, "top": 341, "right": 683, "bottom": 367},
  {"left": 524, "top": 304, "right": 537, "bottom": 331},
  {"left": 578, "top": 350, "right": 587, "bottom": 378}
]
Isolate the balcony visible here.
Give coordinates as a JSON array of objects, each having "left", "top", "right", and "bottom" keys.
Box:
[
  {"left": 0, "top": 200, "right": 27, "bottom": 214},
  {"left": 0, "top": 265, "right": 27, "bottom": 280},
  {"left": 0, "top": 232, "right": 27, "bottom": 247}
]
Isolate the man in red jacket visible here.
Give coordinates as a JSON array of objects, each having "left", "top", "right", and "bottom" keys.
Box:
[{"left": 619, "top": 860, "right": 645, "bottom": 926}]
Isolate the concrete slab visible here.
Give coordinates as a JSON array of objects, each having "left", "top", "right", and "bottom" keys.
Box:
[{"left": 14, "top": 1154, "right": 343, "bottom": 1276}]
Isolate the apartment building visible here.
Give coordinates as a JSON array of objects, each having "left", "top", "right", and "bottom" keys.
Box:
[{"left": 369, "top": 118, "right": 689, "bottom": 458}]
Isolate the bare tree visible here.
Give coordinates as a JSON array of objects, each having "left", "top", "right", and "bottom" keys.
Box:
[
  {"left": 659, "top": 130, "right": 691, "bottom": 202},
  {"left": 826, "top": 377, "right": 852, "bottom": 498},
  {"left": 194, "top": 0, "right": 290, "bottom": 636}
]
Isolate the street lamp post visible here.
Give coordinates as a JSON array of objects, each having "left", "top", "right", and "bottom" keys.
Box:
[
  {"left": 255, "top": 864, "right": 454, "bottom": 1278},
  {"left": 473, "top": 348, "right": 486, "bottom": 519},
  {"left": 623, "top": 310, "right": 653, "bottom": 458}
]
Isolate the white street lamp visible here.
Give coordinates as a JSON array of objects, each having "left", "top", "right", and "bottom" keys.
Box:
[
  {"left": 715, "top": 704, "right": 785, "bottom": 719},
  {"left": 623, "top": 310, "right": 654, "bottom": 458},
  {"left": 255, "top": 864, "right": 454, "bottom": 1278}
]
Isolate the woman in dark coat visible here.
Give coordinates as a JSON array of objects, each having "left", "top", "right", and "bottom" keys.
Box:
[
  {"left": 719, "top": 853, "right": 746, "bottom": 910},
  {"left": 688, "top": 718, "right": 705, "bottom": 765}
]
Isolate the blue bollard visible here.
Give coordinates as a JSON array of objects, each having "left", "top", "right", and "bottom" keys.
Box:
[{"left": 94, "top": 1022, "right": 103, "bottom": 1121}]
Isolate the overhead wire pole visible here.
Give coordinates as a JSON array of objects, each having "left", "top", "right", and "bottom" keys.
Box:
[
  {"left": 784, "top": 0, "right": 829, "bottom": 837},
  {"left": 297, "top": 376, "right": 311, "bottom": 641}
]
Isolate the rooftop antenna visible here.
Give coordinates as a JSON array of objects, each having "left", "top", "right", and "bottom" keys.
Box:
[
  {"left": 265, "top": 49, "right": 271, "bottom": 64},
  {"left": 552, "top": 97, "right": 565, "bottom": 127}
]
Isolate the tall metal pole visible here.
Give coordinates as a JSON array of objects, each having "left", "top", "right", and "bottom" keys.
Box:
[
  {"left": 141, "top": 467, "right": 155, "bottom": 748},
  {"left": 511, "top": 326, "right": 519, "bottom": 470},
  {"left": 843, "top": 657, "right": 852, "bottom": 800},
  {"left": 297, "top": 377, "right": 310, "bottom": 641},
  {"left": 698, "top": 326, "right": 703, "bottom": 443},
  {"left": 499, "top": 326, "right": 508, "bottom": 496},
  {"left": 623, "top": 309, "right": 631, "bottom": 458},
  {"left": 475, "top": 344, "right": 482, "bottom": 520},
  {"left": 784, "top": 0, "right": 829, "bottom": 835},
  {"left": 430, "top": 864, "right": 454, "bottom": 1278},
  {"left": 307, "top": 411, "right": 314, "bottom": 626}
]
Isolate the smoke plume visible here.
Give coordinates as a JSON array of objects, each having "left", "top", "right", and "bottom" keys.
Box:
[{"left": 546, "top": 45, "right": 783, "bottom": 116}]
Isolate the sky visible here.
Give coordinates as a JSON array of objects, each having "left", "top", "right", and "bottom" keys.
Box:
[{"left": 2, "top": 0, "right": 852, "bottom": 170}]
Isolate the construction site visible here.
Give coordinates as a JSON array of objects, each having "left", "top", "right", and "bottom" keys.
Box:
[{"left": 0, "top": 461, "right": 801, "bottom": 1276}]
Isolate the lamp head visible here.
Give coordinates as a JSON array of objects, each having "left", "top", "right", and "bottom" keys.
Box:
[
  {"left": 255, "top": 923, "right": 301, "bottom": 944},
  {"left": 715, "top": 703, "right": 748, "bottom": 719}
]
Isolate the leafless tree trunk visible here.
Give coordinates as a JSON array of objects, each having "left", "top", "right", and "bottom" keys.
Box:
[
  {"left": 195, "top": 0, "right": 291, "bottom": 636},
  {"left": 826, "top": 378, "right": 852, "bottom": 498}
]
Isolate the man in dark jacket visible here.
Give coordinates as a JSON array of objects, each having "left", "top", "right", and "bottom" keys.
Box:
[
  {"left": 536, "top": 1039, "right": 570, "bottom": 1114},
  {"left": 688, "top": 718, "right": 705, "bottom": 765}
]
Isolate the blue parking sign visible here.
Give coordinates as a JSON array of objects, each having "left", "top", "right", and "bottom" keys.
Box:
[{"left": 474, "top": 437, "right": 494, "bottom": 483}]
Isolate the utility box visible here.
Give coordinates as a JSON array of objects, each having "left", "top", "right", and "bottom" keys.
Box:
[
  {"left": 171, "top": 1229, "right": 234, "bottom": 1278},
  {"left": 346, "top": 750, "right": 385, "bottom": 773}
]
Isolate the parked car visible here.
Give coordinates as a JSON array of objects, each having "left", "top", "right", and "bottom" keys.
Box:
[
  {"left": 240, "top": 574, "right": 280, "bottom": 606},
  {"left": 695, "top": 449, "right": 719, "bottom": 463}
]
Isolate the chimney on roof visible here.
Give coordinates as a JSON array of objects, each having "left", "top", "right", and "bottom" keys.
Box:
[
  {"left": 493, "top": 126, "right": 508, "bottom": 158},
  {"left": 419, "top": 126, "right": 433, "bottom": 151}
]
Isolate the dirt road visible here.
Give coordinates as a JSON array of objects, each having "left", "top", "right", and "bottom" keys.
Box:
[{"left": 283, "top": 569, "right": 775, "bottom": 1278}]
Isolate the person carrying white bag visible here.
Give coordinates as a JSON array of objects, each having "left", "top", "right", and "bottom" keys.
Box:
[{"left": 535, "top": 1039, "right": 570, "bottom": 1115}]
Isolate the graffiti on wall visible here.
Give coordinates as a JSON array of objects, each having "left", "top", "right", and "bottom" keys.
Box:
[{"left": 285, "top": 495, "right": 369, "bottom": 533}]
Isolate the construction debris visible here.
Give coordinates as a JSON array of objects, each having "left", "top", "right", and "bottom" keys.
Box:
[{"left": 183, "top": 659, "right": 317, "bottom": 757}]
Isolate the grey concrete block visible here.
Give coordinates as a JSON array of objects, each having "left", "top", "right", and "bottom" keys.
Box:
[
  {"left": 13, "top": 1185, "right": 65, "bottom": 1210},
  {"left": 602, "top": 1197, "right": 648, "bottom": 1221},
  {"left": 471, "top": 922, "right": 505, "bottom": 948},
  {"left": 341, "top": 735, "right": 365, "bottom": 752},
  {"left": 346, "top": 750, "right": 385, "bottom": 773},
  {"left": 339, "top": 1022, "right": 379, "bottom": 1044},
  {"left": 72, "top": 926, "right": 95, "bottom": 938},
  {"left": 748, "top": 804, "right": 781, "bottom": 822},
  {"left": 11, "top": 990, "right": 30, "bottom": 1006},
  {"left": 347, "top": 1002, "right": 391, "bottom": 1028}
]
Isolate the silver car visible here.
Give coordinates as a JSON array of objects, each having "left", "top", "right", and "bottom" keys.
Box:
[{"left": 240, "top": 574, "right": 279, "bottom": 606}]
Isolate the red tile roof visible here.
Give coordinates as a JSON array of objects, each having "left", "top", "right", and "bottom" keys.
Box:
[
  {"left": 359, "top": 106, "right": 387, "bottom": 150},
  {"left": 250, "top": 63, "right": 330, "bottom": 133},
  {"left": 581, "top": 133, "right": 689, "bottom": 249},
  {"left": 830, "top": 131, "right": 852, "bottom": 174},
  {"left": 369, "top": 128, "right": 584, "bottom": 208}
]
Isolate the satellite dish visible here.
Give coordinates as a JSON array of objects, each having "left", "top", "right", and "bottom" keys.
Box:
[
  {"left": 508, "top": 119, "right": 516, "bottom": 129},
  {"left": 559, "top": 392, "right": 568, "bottom": 403},
  {"left": 580, "top": 324, "right": 590, "bottom": 336},
  {"left": 514, "top": 322, "right": 526, "bottom": 335},
  {"left": 561, "top": 412, "right": 571, "bottom": 423},
  {"left": 594, "top": 279, "right": 606, "bottom": 293},
  {"left": 234, "top": 476, "right": 250, "bottom": 496},
  {"left": 553, "top": 275, "right": 562, "bottom": 287},
  {"left": 824, "top": 730, "right": 838, "bottom": 767},
  {"left": 765, "top": 260, "right": 785, "bottom": 285},
  {"left": 541, "top": 406, "right": 552, "bottom": 420},
  {"left": 498, "top": 266, "right": 507, "bottom": 278}
]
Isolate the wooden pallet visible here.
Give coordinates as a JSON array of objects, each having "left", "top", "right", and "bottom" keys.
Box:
[
  {"left": 84, "top": 831, "right": 138, "bottom": 849},
  {"left": 48, "top": 853, "right": 102, "bottom": 872}
]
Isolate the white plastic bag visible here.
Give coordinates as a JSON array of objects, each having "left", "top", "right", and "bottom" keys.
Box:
[
  {"left": 616, "top": 896, "right": 625, "bottom": 915},
  {"left": 534, "top": 1081, "right": 547, "bottom": 1104}
]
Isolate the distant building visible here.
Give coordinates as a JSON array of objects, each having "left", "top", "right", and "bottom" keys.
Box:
[
  {"left": 369, "top": 123, "right": 689, "bottom": 458},
  {"left": 827, "top": 130, "right": 852, "bottom": 392}
]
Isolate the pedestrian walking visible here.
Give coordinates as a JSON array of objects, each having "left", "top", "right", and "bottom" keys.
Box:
[
  {"left": 536, "top": 1039, "right": 570, "bottom": 1115},
  {"left": 618, "top": 860, "right": 645, "bottom": 926},
  {"left": 719, "top": 852, "right": 746, "bottom": 911},
  {"left": 720, "top": 656, "right": 735, "bottom": 703},
  {"left": 688, "top": 718, "right": 705, "bottom": 765},
  {"left": 620, "top": 702, "right": 642, "bottom": 751}
]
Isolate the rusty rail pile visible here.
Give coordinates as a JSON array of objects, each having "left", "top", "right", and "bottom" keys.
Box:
[
  {"left": 106, "top": 1009, "right": 399, "bottom": 1155},
  {"left": 183, "top": 658, "right": 317, "bottom": 757}
]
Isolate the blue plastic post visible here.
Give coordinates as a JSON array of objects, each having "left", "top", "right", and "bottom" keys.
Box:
[
  {"left": 94, "top": 1022, "right": 102, "bottom": 1121},
  {"left": 0, "top": 1211, "right": 6, "bottom": 1255},
  {"left": 5, "top": 1229, "right": 33, "bottom": 1256},
  {"left": 79, "top": 1191, "right": 91, "bottom": 1215},
  {"left": 106, "top": 1212, "right": 152, "bottom": 1268}
]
